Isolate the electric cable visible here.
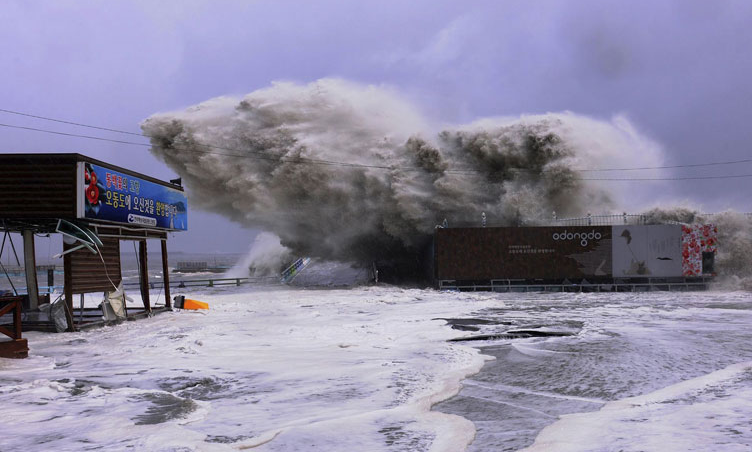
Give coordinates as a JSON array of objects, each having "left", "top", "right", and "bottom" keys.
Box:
[
  {"left": 2, "top": 108, "right": 752, "bottom": 180},
  {"left": 3, "top": 107, "right": 751, "bottom": 172}
]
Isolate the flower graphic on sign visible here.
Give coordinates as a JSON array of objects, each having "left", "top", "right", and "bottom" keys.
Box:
[
  {"left": 86, "top": 184, "right": 99, "bottom": 204},
  {"left": 84, "top": 163, "right": 106, "bottom": 215}
]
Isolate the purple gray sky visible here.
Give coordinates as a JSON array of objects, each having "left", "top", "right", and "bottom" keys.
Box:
[{"left": 2, "top": 0, "right": 751, "bottom": 252}]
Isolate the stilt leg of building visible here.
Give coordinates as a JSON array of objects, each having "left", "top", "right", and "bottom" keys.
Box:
[
  {"left": 22, "top": 230, "right": 39, "bottom": 310},
  {"left": 63, "top": 252, "right": 75, "bottom": 332},
  {"left": 161, "top": 240, "right": 171, "bottom": 309},
  {"left": 139, "top": 240, "right": 151, "bottom": 313}
]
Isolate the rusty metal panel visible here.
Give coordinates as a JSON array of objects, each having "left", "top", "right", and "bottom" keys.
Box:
[
  {"left": 64, "top": 237, "right": 122, "bottom": 293},
  {"left": 0, "top": 155, "right": 78, "bottom": 219},
  {"left": 435, "top": 226, "right": 612, "bottom": 281}
]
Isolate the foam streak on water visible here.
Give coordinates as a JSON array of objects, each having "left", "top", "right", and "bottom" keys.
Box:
[
  {"left": 2, "top": 288, "right": 751, "bottom": 451},
  {"left": 0, "top": 287, "right": 495, "bottom": 452},
  {"left": 434, "top": 291, "right": 752, "bottom": 451}
]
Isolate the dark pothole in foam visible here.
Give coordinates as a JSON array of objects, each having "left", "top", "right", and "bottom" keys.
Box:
[
  {"left": 131, "top": 393, "right": 199, "bottom": 425},
  {"left": 378, "top": 425, "right": 433, "bottom": 450}
]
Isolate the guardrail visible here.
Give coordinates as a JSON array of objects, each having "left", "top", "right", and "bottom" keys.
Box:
[
  {"left": 123, "top": 276, "right": 280, "bottom": 291},
  {"left": 280, "top": 257, "right": 312, "bottom": 284},
  {"left": 554, "top": 212, "right": 752, "bottom": 226},
  {"left": 439, "top": 278, "right": 714, "bottom": 292},
  {"left": 5, "top": 276, "right": 281, "bottom": 296},
  {"left": 554, "top": 214, "right": 646, "bottom": 226}
]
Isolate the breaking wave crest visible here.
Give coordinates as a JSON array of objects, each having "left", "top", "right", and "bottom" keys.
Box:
[{"left": 142, "top": 78, "right": 665, "bottom": 269}]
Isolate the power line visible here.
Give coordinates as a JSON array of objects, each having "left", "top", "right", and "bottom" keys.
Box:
[
  {"left": 0, "top": 123, "right": 150, "bottom": 146},
  {"left": 582, "top": 174, "right": 752, "bottom": 181},
  {"left": 449, "top": 158, "right": 752, "bottom": 173},
  {"left": 0, "top": 112, "right": 392, "bottom": 168},
  {"left": 0, "top": 111, "right": 401, "bottom": 169},
  {"left": 0, "top": 108, "right": 144, "bottom": 137},
  {"left": 3, "top": 122, "right": 752, "bottom": 181},
  {"left": 1, "top": 110, "right": 752, "bottom": 181},
  {"left": 3, "top": 106, "right": 752, "bottom": 173},
  {"left": 0, "top": 122, "right": 396, "bottom": 170}
]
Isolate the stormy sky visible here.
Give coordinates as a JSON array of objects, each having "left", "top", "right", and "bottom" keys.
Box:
[{"left": 2, "top": 0, "right": 751, "bottom": 252}]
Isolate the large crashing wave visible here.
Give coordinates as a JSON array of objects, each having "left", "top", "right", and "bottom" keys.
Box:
[{"left": 141, "top": 78, "right": 664, "bottom": 266}]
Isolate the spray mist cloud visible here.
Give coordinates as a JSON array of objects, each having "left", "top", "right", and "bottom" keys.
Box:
[{"left": 142, "top": 78, "right": 664, "bottom": 265}]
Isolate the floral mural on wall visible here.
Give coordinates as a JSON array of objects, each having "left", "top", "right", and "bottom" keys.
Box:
[{"left": 681, "top": 224, "right": 717, "bottom": 276}]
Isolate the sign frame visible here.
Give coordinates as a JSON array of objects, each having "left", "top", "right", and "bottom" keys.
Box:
[{"left": 75, "top": 161, "right": 188, "bottom": 231}]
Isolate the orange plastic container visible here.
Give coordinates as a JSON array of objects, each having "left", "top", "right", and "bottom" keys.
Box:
[
  {"left": 173, "top": 295, "right": 209, "bottom": 310},
  {"left": 183, "top": 298, "right": 209, "bottom": 310}
]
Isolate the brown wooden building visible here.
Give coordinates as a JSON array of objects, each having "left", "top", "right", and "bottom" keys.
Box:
[{"left": 0, "top": 153, "right": 188, "bottom": 358}]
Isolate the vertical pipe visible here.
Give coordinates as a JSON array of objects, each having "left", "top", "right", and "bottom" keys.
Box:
[
  {"left": 0, "top": 231, "right": 7, "bottom": 261},
  {"left": 139, "top": 240, "right": 151, "bottom": 313},
  {"left": 0, "top": 261, "right": 18, "bottom": 295},
  {"left": 22, "top": 230, "right": 39, "bottom": 310},
  {"left": 7, "top": 232, "right": 21, "bottom": 266},
  {"left": 63, "top": 252, "right": 75, "bottom": 332},
  {"left": 47, "top": 268, "right": 54, "bottom": 293},
  {"left": 161, "top": 240, "right": 171, "bottom": 309},
  {"left": 79, "top": 293, "right": 84, "bottom": 324}
]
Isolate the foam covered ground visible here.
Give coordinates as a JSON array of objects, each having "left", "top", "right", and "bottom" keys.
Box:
[
  {"left": 0, "top": 286, "right": 494, "bottom": 452},
  {"left": 2, "top": 287, "right": 751, "bottom": 451}
]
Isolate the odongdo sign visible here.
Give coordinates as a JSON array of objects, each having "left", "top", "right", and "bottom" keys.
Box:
[
  {"left": 76, "top": 162, "right": 187, "bottom": 230},
  {"left": 552, "top": 229, "right": 602, "bottom": 247},
  {"left": 435, "top": 226, "right": 613, "bottom": 281}
]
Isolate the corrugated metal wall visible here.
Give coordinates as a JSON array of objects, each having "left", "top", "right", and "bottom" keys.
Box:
[
  {"left": 64, "top": 237, "right": 122, "bottom": 293},
  {"left": 0, "top": 154, "right": 77, "bottom": 219}
]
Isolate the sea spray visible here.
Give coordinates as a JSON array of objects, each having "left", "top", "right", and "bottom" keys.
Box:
[
  {"left": 142, "top": 78, "right": 665, "bottom": 271},
  {"left": 641, "top": 207, "right": 752, "bottom": 289},
  {"left": 224, "top": 232, "right": 292, "bottom": 278}
]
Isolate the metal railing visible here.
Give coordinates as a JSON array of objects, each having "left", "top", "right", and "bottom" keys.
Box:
[
  {"left": 280, "top": 257, "right": 312, "bottom": 284},
  {"left": 554, "top": 212, "right": 752, "bottom": 227},
  {"left": 439, "top": 278, "right": 714, "bottom": 292},
  {"left": 6, "top": 276, "right": 280, "bottom": 296},
  {"left": 123, "top": 276, "right": 280, "bottom": 291},
  {"left": 554, "top": 213, "right": 646, "bottom": 226}
]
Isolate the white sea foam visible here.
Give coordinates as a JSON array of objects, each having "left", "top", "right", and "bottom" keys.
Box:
[
  {"left": 522, "top": 361, "right": 752, "bottom": 452},
  {"left": 0, "top": 286, "right": 495, "bottom": 452},
  {"left": 3, "top": 288, "right": 751, "bottom": 451}
]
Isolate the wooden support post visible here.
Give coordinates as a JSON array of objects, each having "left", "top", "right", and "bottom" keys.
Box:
[
  {"left": 139, "top": 240, "right": 151, "bottom": 313},
  {"left": 161, "top": 240, "right": 171, "bottom": 309},
  {"left": 13, "top": 297, "right": 22, "bottom": 339},
  {"left": 63, "top": 252, "right": 75, "bottom": 332},
  {"left": 22, "top": 230, "right": 39, "bottom": 310}
]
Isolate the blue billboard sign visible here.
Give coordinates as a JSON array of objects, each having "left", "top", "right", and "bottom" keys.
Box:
[{"left": 76, "top": 162, "right": 188, "bottom": 230}]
